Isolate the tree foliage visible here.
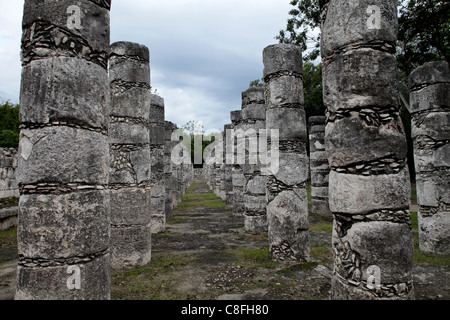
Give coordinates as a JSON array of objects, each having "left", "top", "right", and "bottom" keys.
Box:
[
  {"left": 275, "top": 0, "right": 321, "bottom": 62},
  {"left": 0, "top": 100, "right": 20, "bottom": 148},
  {"left": 398, "top": 0, "right": 450, "bottom": 76}
]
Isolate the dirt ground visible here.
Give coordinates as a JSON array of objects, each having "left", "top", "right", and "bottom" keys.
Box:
[{"left": 0, "top": 176, "right": 448, "bottom": 300}]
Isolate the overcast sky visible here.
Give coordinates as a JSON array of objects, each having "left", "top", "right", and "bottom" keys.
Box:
[{"left": 0, "top": 0, "right": 297, "bottom": 131}]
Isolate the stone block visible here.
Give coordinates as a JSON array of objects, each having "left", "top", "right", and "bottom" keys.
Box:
[
  {"left": 415, "top": 173, "right": 450, "bottom": 208},
  {"left": 18, "top": 190, "right": 110, "bottom": 260},
  {"left": 272, "top": 152, "right": 309, "bottom": 186},
  {"left": 409, "top": 84, "right": 450, "bottom": 114},
  {"left": 20, "top": 58, "right": 110, "bottom": 130},
  {"left": 321, "top": 0, "right": 398, "bottom": 57},
  {"left": 267, "top": 189, "right": 309, "bottom": 235},
  {"left": 245, "top": 175, "right": 267, "bottom": 195},
  {"left": 412, "top": 112, "right": 450, "bottom": 141},
  {"left": 109, "top": 122, "right": 150, "bottom": 145},
  {"left": 109, "top": 58, "right": 150, "bottom": 85},
  {"left": 413, "top": 143, "right": 450, "bottom": 173},
  {"left": 334, "top": 221, "right": 414, "bottom": 284},
  {"left": 328, "top": 167, "right": 410, "bottom": 214},
  {"left": 244, "top": 215, "right": 267, "bottom": 234},
  {"left": 22, "top": 0, "right": 111, "bottom": 56},
  {"left": 110, "top": 188, "right": 151, "bottom": 225},
  {"left": 15, "top": 253, "right": 111, "bottom": 300},
  {"left": 110, "top": 224, "right": 152, "bottom": 269},
  {"left": 323, "top": 49, "right": 398, "bottom": 111},
  {"left": 111, "top": 87, "right": 151, "bottom": 119},
  {"left": 17, "top": 127, "right": 109, "bottom": 185},
  {"left": 241, "top": 104, "right": 266, "bottom": 121},
  {"left": 418, "top": 211, "right": 450, "bottom": 255},
  {"left": 266, "top": 108, "right": 307, "bottom": 142},
  {"left": 265, "top": 76, "right": 304, "bottom": 109},
  {"left": 263, "top": 44, "right": 303, "bottom": 76},
  {"left": 110, "top": 41, "right": 150, "bottom": 61},
  {"left": 325, "top": 116, "right": 407, "bottom": 168},
  {"left": 409, "top": 61, "right": 450, "bottom": 88},
  {"left": 149, "top": 94, "right": 165, "bottom": 123}
]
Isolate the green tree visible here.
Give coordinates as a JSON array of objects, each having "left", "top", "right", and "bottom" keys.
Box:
[
  {"left": 0, "top": 100, "right": 20, "bottom": 148},
  {"left": 275, "top": 0, "right": 321, "bottom": 63},
  {"left": 303, "top": 62, "right": 325, "bottom": 119},
  {"left": 398, "top": 0, "right": 450, "bottom": 76},
  {"left": 249, "top": 79, "right": 264, "bottom": 88}
]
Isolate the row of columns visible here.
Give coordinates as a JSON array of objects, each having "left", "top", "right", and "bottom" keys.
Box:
[
  {"left": 16, "top": 0, "right": 447, "bottom": 301},
  {"left": 16, "top": 0, "right": 193, "bottom": 299}
]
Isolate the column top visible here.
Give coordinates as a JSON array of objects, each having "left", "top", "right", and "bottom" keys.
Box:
[{"left": 111, "top": 41, "right": 150, "bottom": 62}]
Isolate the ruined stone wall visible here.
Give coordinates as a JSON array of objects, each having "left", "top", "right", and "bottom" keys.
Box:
[
  {"left": 109, "top": 41, "right": 152, "bottom": 269},
  {"left": 320, "top": 0, "right": 414, "bottom": 299},
  {"left": 409, "top": 61, "right": 450, "bottom": 255},
  {"left": 263, "top": 44, "right": 310, "bottom": 261},
  {"left": 0, "top": 148, "right": 19, "bottom": 199},
  {"left": 16, "top": 0, "right": 112, "bottom": 299}
]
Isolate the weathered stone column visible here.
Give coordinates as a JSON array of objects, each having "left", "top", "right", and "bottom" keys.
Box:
[
  {"left": 149, "top": 94, "right": 166, "bottom": 233},
  {"left": 223, "top": 124, "right": 234, "bottom": 207},
  {"left": 230, "top": 110, "right": 245, "bottom": 216},
  {"left": 164, "top": 121, "right": 178, "bottom": 212},
  {"left": 321, "top": 0, "right": 414, "bottom": 299},
  {"left": 241, "top": 87, "right": 267, "bottom": 233},
  {"left": 17, "top": 0, "right": 111, "bottom": 299},
  {"left": 109, "top": 41, "right": 152, "bottom": 269},
  {"left": 308, "top": 116, "right": 331, "bottom": 218},
  {"left": 409, "top": 61, "right": 450, "bottom": 255},
  {"left": 263, "top": 44, "right": 310, "bottom": 261}
]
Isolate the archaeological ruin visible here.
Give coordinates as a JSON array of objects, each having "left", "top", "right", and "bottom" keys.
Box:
[
  {"left": 321, "top": 0, "right": 415, "bottom": 299},
  {"left": 1, "top": 0, "right": 446, "bottom": 302}
]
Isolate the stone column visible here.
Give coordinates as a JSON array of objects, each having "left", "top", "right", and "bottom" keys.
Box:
[
  {"left": 149, "top": 94, "right": 166, "bottom": 233},
  {"left": 224, "top": 124, "right": 234, "bottom": 207},
  {"left": 263, "top": 44, "right": 310, "bottom": 261},
  {"left": 230, "top": 110, "right": 245, "bottom": 216},
  {"left": 308, "top": 116, "right": 331, "bottom": 218},
  {"left": 17, "top": 0, "right": 111, "bottom": 299},
  {"left": 109, "top": 41, "right": 152, "bottom": 269},
  {"left": 164, "top": 121, "right": 177, "bottom": 213},
  {"left": 320, "top": 0, "right": 414, "bottom": 299},
  {"left": 241, "top": 87, "right": 267, "bottom": 233},
  {"left": 409, "top": 61, "right": 450, "bottom": 255}
]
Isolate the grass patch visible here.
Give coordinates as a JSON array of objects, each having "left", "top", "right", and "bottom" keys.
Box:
[
  {"left": 228, "top": 247, "right": 279, "bottom": 270},
  {"left": 186, "top": 181, "right": 204, "bottom": 193},
  {"left": 311, "top": 245, "right": 333, "bottom": 265},
  {"left": 310, "top": 222, "right": 333, "bottom": 233},
  {"left": 111, "top": 253, "right": 194, "bottom": 300},
  {"left": 174, "top": 193, "right": 226, "bottom": 212},
  {"left": 0, "top": 226, "right": 17, "bottom": 247},
  {"left": 0, "top": 198, "right": 18, "bottom": 210}
]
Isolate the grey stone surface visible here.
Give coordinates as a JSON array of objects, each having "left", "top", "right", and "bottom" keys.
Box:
[
  {"left": 409, "top": 61, "right": 450, "bottom": 255},
  {"left": 16, "top": 0, "right": 111, "bottom": 299},
  {"left": 263, "top": 44, "right": 310, "bottom": 261},
  {"left": 20, "top": 58, "right": 110, "bottom": 130},
  {"left": 321, "top": 0, "right": 414, "bottom": 299},
  {"left": 309, "top": 116, "right": 331, "bottom": 217},
  {"left": 109, "top": 41, "right": 152, "bottom": 269}
]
